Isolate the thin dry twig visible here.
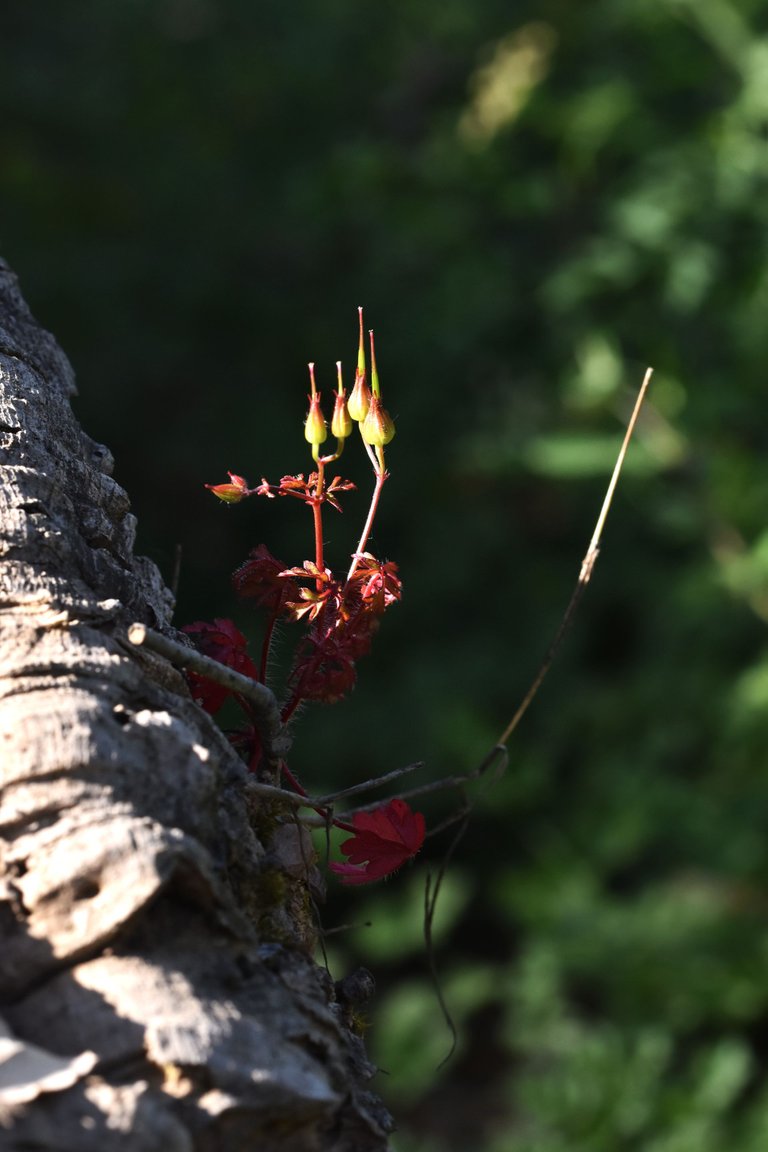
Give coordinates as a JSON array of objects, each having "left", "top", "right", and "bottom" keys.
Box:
[
  {"left": 424, "top": 813, "right": 471, "bottom": 1068},
  {"left": 242, "top": 763, "right": 429, "bottom": 823},
  {"left": 299, "top": 774, "right": 472, "bottom": 825},
  {"left": 420, "top": 368, "right": 653, "bottom": 1067},
  {"left": 493, "top": 367, "right": 653, "bottom": 750},
  {"left": 311, "top": 762, "right": 425, "bottom": 807}
]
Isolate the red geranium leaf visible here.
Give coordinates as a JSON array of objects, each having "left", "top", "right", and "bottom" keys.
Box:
[
  {"left": 184, "top": 672, "right": 230, "bottom": 715},
  {"left": 233, "top": 545, "right": 296, "bottom": 612},
  {"left": 329, "top": 798, "right": 425, "bottom": 885},
  {"left": 181, "top": 618, "right": 259, "bottom": 714}
]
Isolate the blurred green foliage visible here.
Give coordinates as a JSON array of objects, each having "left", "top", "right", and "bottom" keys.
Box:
[{"left": 3, "top": 0, "right": 768, "bottom": 1146}]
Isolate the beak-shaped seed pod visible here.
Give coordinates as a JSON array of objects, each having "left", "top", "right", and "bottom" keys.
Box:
[
  {"left": 347, "top": 306, "right": 371, "bottom": 422},
  {"left": 361, "top": 394, "right": 396, "bottom": 446},
  {"left": 331, "top": 361, "right": 353, "bottom": 440},
  {"left": 360, "top": 330, "right": 395, "bottom": 445},
  {"left": 304, "top": 362, "right": 327, "bottom": 447}
]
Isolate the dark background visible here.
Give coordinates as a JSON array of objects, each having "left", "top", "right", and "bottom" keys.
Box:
[{"left": 4, "top": 2, "right": 768, "bottom": 1148}]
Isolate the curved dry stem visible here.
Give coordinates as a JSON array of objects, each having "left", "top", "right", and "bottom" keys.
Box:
[{"left": 493, "top": 366, "right": 653, "bottom": 751}]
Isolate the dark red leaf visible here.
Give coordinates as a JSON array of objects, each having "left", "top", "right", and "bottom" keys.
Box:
[
  {"left": 232, "top": 545, "right": 295, "bottom": 612},
  {"left": 181, "top": 618, "right": 259, "bottom": 714},
  {"left": 330, "top": 798, "right": 425, "bottom": 884}
]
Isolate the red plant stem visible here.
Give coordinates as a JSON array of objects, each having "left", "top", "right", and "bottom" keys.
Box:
[
  {"left": 279, "top": 760, "right": 355, "bottom": 833},
  {"left": 280, "top": 652, "right": 317, "bottom": 723},
  {"left": 280, "top": 687, "right": 305, "bottom": 726},
  {"left": 331, "top": 817, "right": 357, "bottom": 834},
  {"left": 346, "top": 465, "right": 388, "bottom": 583},
  {"left": 259, "top": 608, "right": 279, "bottom": 685},
  {"left": 312, "top": 501, "right": 324, "bottom": 570},
  {"left": 280, "top": 759, "right": 309, "bottom": 797},
  {"left": 312, "top": 460, "right": 325, "bottom": 586}
]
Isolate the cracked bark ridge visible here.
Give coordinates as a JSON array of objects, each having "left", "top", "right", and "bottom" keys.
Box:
[{"left": 0, "top": 258, "right": 393, "bottom": 1151}]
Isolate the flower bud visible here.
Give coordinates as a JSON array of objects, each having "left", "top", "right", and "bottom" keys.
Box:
[
  {"left": 205, "top": 472, "right": 249, "bottom": 503},
  {"left": 331, "top": 361, "right": 353, "bottom": 439},
  {"left": 304, "top": 363, "right": 327, "bottom": 447},
  {"left": 347, "top": 306, "right": 371, "bottom": 422},
  {"left": 360, "top": 394, "right": 395, "bottom": 446},
  {"left": 347, "top": 370, "right": 371, "bottom": 422}
]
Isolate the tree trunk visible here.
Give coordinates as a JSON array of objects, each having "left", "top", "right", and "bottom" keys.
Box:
[{"left": 0, "top": 259, "right": 392, "bottom": 1151}]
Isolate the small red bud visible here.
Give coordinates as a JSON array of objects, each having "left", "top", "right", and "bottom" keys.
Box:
[{"left": 205, "top": 472, "right": 249, "bottom": 503}]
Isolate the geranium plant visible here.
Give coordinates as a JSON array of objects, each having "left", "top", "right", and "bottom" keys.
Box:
[
  {"left": 182, "top": 309, "right": 425, "bottom": 885},
  {"left": 127, "top": 314, "right": 651, "bottom": 901}
]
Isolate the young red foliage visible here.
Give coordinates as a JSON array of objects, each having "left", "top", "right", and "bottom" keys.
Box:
[
  {"left": 181, "top": 618, "right": 259, "bottom": 714},
  {"left": 330, "top": 798, "right": 426, "bottom": 885},
  {"left": 255, "top": 472, "right": 355, "bottom": 512},
  {"left": 289, "top": 630, "right": 360, "bottom": 703},
  {"left": 280, "top": 555, "right": 401, "bottom": 708},
  {"left": 233, "top": 544, "right": 297, "bottom": 612},
  {"left": 347, "top": 553, "right": 402, "bottom": 614},
  {"left": 281, "top": 562, "right": 341, "bottom": 624}
]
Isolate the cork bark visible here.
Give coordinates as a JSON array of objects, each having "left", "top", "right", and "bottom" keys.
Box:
[{"left": 0, "top": 259, "right": 392, "bottom": 1151}]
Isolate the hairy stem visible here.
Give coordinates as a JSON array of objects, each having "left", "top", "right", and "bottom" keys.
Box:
[
  {"left": 281, "top": 689, "right": 303, "bottom": 725},
  {"left": 259, "top": 607, "right": 280, "bottom": 685},
  {"left": 346, "top": 466, "right": 388, "bottom": 583},
  {"left": 312, "top": 461, "right": 325, "bottom": 581}
]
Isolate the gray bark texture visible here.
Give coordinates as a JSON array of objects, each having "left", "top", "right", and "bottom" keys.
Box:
[{"left": 0, "top": 259, "right": 393, "bottom": 1151}]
